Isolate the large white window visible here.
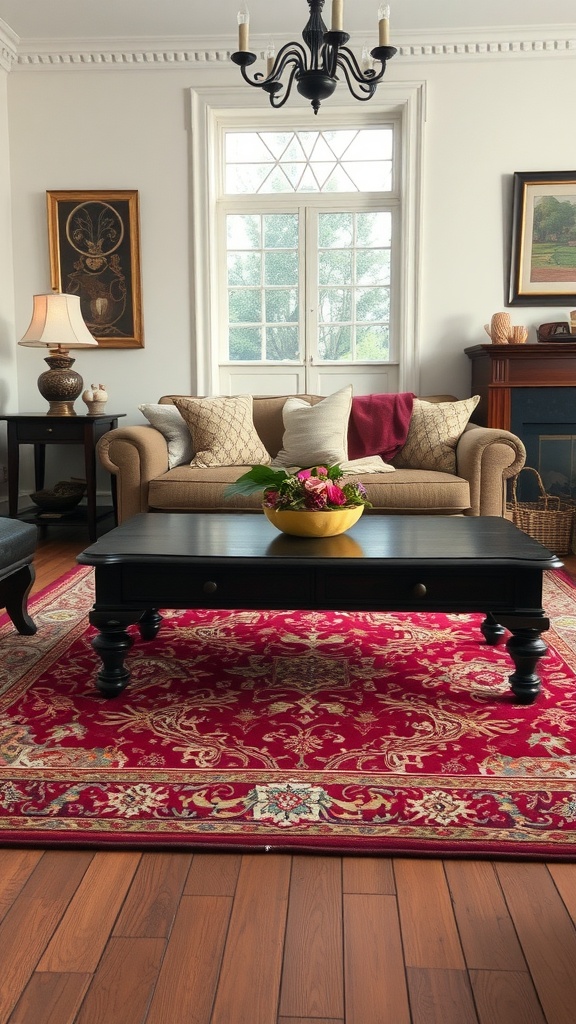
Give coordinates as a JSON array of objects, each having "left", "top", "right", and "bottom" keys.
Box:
[{"left": 190, "top": 87, "right": 425, "bottom": 397}]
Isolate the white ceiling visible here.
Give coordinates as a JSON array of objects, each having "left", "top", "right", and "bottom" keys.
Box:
[{"left": 0, "top": 0, "right": 575, "bottom": 45}]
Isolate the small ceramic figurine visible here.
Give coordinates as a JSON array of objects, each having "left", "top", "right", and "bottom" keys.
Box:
[{"left": 82, "top": 384, "right": 108, "bottom": 415}]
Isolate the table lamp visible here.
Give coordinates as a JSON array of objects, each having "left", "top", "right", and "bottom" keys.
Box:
[{"left": 18, "top": 292, "right": 98, "bottom": 415}]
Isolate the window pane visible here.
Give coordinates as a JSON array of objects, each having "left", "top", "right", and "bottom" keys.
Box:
[
  {"left": 266, "top": 326, "right": 299, "bottom": 360},
  {"left": 226, "top": 164, "right": 272, "bottom": 193},
  {"left": 265, "top": 251, "right": 298, "bottom": 285},
  {"left": 319, "top": 250, "right": 353, "bottom": 286},
  {"left": 318, "top": 325, "right": 352, "bottom": 360},
  {"left": 265, "top": 289, "right": 298, "bottom": 323},
  {"left": 229, "top": 327, "right": 262, "bottom": 360},
  {"left": 319, "top": 288, "right": 352, "bottom": 323},
  {"left": 318, "top": 213, "right": 353, "bottom": 248},
  {"left": 228, "top": 289, "right": 261, "bottom": 323},
  {"left": 356, "top": 325, "right": 390, "bottom": 360},
  {"left": 228, "top": 252, "right": 261, "bottom": 287},
  {"left": 227, "top": 215, "right": 260, "bottom": 249},
  {"left": 356, "top": 249, "right": 390, "bottom": 286},
  {"left": 225, "top": 128, "right": 394, "bottom": 194},
  {"left": 263, "top": 214, "right": 298, "bottom": 248},
  {"left": 355, "top": 287, "right": 390, "bottom": 322},
  {"left": 357, "top": 211, "right": 391, "bottom": 247}
]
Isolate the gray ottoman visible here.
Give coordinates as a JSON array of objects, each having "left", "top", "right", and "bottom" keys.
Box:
[{"left": 0, "top": 518, "right": 38, "bottom": 635}]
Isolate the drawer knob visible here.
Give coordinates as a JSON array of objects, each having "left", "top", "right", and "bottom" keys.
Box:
[
  {"left": 203, "top": 580, "right": 218, "bottom": 595},
  {"left": 413, "top": 583, "right": 427, "bottom": 598}
]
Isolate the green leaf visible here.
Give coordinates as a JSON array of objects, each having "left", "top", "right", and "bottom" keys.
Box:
[{"left": 224, "top": 465, "right": 290, "bottom": 499}]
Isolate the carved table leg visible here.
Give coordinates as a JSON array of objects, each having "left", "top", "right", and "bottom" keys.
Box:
[
  {"left": 481, "top": 612, "right": 506, "bottom": 646},
  {"left": 139, "top": 608, "right": 163, "bottom": 640},
  {"left": 505, "top": 628, "right": 549, "bottom": 705},
  {"left": 89, "top": 612, "right": 137, "bottom": 698}
]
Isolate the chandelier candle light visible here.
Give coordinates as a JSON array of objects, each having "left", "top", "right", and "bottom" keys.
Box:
[{"left": 231, "top": 0, "right": 396, "bottom": 115}]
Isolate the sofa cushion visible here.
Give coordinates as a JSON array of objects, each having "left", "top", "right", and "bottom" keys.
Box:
[
  {"left": 147, "top": 465, "right": 471, "bottom": 515},
  {"left": 271, "top": 385, "right": 353, "bottom": 469},
  {"left": 138, "top": 403, "right": 193, "bottom": 468},
  {"left": 173, "top": 395, "right": 270, "bottom": 468},
  {"left": 393, "top": 396, "right": 480, "bottom": 473}
]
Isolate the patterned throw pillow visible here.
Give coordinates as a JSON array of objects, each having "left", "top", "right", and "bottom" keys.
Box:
[
  {"left": 393, "top": 396, "right": 480, "bottom": 473},
  {"left": 138, "top": 403, "right": 194, "bottom": 468},
  {"left": 271, "top": 385, "right": 353, "bottom": 468},
  {"left": 173, "top": 395, "right": 270, "bottom": 468}
]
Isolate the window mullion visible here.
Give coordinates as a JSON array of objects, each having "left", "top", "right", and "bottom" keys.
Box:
[{"left": 304, "top": 206, "right": 318, "bottom": 367}]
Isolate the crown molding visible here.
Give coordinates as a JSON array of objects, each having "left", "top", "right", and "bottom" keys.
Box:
[
  {"left": 0, "top": 18, "right": 18, "bottom": 72},
  {"left": 6, "top": 29, "right": 576, "bottom": 71}
]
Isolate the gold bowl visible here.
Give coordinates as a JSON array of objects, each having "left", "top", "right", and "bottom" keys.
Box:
[{"left": 263, "top": 505, "right": 364, "bottom": 537}]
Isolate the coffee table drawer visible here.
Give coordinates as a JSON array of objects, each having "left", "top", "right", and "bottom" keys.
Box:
[
  {"left": 120, "top": 564, "right": 314, "bottom": 608},
  {"left": 316, "top": 567, "right": 520, "bottom": 611}
]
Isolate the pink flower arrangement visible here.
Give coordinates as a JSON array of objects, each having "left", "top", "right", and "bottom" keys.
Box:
[{"left": 225, "top": 464, "right": 372, "bottom": 511}]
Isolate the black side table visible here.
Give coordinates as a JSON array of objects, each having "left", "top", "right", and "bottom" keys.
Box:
[{"left": 0, "top": 413, "right": 125, "bottom": 542}]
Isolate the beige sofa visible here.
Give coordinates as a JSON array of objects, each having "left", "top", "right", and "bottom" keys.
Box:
[{"left": 97, "top": 393, "right": 526, "bottom": 525}]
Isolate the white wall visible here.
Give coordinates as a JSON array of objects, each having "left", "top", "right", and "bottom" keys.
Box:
[
  {"left": 0, "top": 67, "right": 17, "bottom": 495},
  {"left": 4, "top": 49, "right": 576, "bottom": 428}
]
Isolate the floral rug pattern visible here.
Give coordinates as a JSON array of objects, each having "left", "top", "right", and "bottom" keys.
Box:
[{"left": 1, "top": 565, "right": 576, "bottom": 855}]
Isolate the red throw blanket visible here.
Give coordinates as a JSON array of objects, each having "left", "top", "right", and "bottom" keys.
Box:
[{"left": 347, "top": 392, "right": 415, "bottom": 462}]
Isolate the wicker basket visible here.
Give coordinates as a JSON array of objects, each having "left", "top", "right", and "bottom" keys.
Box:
[{"left": 506, "top": 466, "right": 576, "bottom": 554}]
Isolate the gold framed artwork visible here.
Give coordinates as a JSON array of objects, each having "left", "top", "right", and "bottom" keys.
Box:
[
  {"left": 47, "top": 189, "right": 144, "bottom": 348},
  {"left": 508, "top": 171, "right": 576, "bottom": 307}
]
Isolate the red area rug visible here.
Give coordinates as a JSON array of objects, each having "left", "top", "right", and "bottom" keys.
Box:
[{"left": 2, "top": 565, "right": 576, "bottom": 857}]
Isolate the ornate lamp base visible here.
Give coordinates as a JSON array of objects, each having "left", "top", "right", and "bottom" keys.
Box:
[{"left": 37, "top": 353, "right": 84, "bottom": 416}]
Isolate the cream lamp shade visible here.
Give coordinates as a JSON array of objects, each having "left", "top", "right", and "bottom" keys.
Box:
[{"left": 19, "top": 292, "right": 98, "bottom": 416}]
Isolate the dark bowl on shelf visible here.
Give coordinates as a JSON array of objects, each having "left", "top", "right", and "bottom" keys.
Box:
[{"left": 30, "top": 481, "right": 86, "bottom": 512}]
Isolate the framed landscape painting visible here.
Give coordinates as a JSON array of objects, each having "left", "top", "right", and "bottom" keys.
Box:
[
  {"left": 47, "top": 189, "right": 144, "bottom": 348},
  {"left": 508, "top": 170, "right": 576, "bottom": 306}
]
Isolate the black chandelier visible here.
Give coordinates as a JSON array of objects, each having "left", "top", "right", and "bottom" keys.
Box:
[{"left": 231, "top": 0, "right": 397, "bottom": 115}]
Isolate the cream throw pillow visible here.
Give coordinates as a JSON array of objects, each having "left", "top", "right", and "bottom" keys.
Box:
[
  {"left": 271, "top": 386, "right": 353, "bottom": 469},
  {"left": 393, "top": 396, "right": 480, "bottom": 473},
  {"left": 173, "top": 395, "right": 270, "bottom": 468},
  {"left": 138, "top": 403, "right": 194, "bottom": 468}
]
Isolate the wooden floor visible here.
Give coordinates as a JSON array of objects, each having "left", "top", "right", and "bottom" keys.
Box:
[{"left": 1, "top": 529, "right": 576, "bottom": 1024}]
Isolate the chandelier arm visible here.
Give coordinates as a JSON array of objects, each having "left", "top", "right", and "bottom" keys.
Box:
[
  {"left": 268, "top": 41, "right": 309, "bottom": 82},
  {"left": 335, "top": 46, "right": 388, "bottom": 90},
  {"left": 268, "top": 64, "right": 300, "bottom": 109}
]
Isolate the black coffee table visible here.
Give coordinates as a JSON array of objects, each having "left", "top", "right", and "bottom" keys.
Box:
[{"left": 77, "top": 513, "right": 562, "bottom": 703}]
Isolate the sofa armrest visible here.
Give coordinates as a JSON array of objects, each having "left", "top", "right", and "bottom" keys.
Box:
[
  {"left": 456, "top": 425, "right": 526, "bottom": 517},
  {"left": 97, "top": 426, "right": 170, "bottom": 524}
]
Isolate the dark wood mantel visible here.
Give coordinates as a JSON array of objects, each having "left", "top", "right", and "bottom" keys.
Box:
[{"left": 465, "top": 342, "right": 576, "bottom": 429}]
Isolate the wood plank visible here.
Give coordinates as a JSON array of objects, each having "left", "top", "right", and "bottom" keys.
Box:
[
  {"left": 0, "top": 852, "right": 94, "bottom": 1024},
  {"left": 279, "top": 1019, "right": 343, "bottom": 1024},
  {"left": 184, "top": 852, "right": 242, "bottom": 895},
  {"left": 548, "top": 863, "right": 576, "bottom": 920},
  {"left": 344, "top": 893, "right": 411, "bottom": 1024},
  {"left": 0, "top": 851, "right": 94, "bottom": 1019},
  {"left": 0, "top": 849, "right": 43, "bottom": 924},
  {"left": 75, "top": 937, "right": 166, "bottom": 1024},
  {"left": 394, "top": 858, "right": 465, "bottom": 969},
  {"left": 37, "top": 852, "right": 141, "bottom": 973},
  {"left": 444, "top": 860, "right": 526, "bottom": 970},
  {"left": 113, "top": 851, "right": 191, "bottom": 938},
  {"left": 469, "top": 969, "right": 547, "bottom": 1024},
  {"left": 342, "top": 856, "right": 395, "bottom": 894},
  {"left": 211, "top": 854, "right": 291, "bottom": 1024},
  {"left": 406, "top": 967, "right": 477, "bottom": 1024},
  {"left": 279, "top": 856, "right": 343, "bottom": 1020},
  {"left": 7, "top": 972, "right": 92, "bottom": 1024},
  {"left": 496, "top": 862, "right": 576, "bottom": 1024},
  {"left": 145, "top": 895, "right": 231, "bottom": 1024}
]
